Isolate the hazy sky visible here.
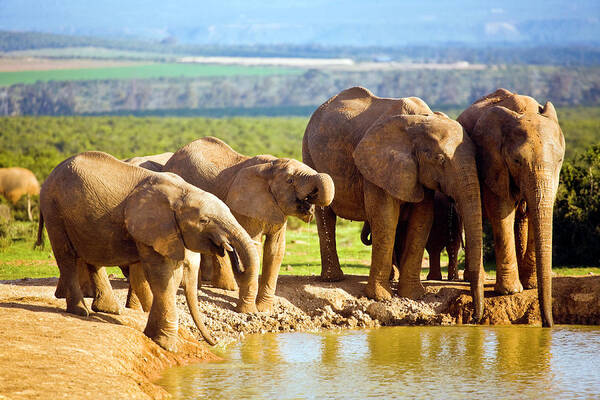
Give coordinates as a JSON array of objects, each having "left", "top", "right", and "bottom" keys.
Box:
[{"left": 1, "top": 0, "right": 598, "bottom": 45}]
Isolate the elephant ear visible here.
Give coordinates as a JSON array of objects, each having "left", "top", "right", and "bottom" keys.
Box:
[
  {"left": 471, "top": 106, "right": 519, "bottom": 200},
  {"left": 540, "top": 101, "right": 558, "bottom": 123},
  {"left": 226, "top": 164, "right": 286, "bottom": 225},
  {"left": 124, "top": 183, "right": 186, "bottom": 261},
  {"left": 353, "top": 115, "right": 424, "bottom": 203}
]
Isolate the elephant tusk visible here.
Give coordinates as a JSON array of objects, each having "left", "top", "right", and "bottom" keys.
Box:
[{"left": 223, "top": 242, "right": 234, "bottom": 252}]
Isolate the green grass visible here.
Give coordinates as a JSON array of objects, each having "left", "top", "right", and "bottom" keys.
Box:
[
  {"left": 0, "top": 63, "right": 303, "bottom": 86},
  {"left": 1, "top": 220, "right": 599, "bottom": 282}
]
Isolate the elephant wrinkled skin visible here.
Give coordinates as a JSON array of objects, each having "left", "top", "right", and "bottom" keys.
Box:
[
  {"left": 163, "top": 137, "right": 335, "bottom": 313},
  {"left": 303, "top": 87, "right": 484, "bottom": 321},
  {"left": 37, "top": 151, "right": 260, "bottom": 350},
  {"left": 457, "top": 88, "right": 565, "bottom": 327}
]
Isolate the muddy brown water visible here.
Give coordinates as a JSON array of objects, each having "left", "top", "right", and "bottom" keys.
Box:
[{"left": 157, "top": 326, "right": 600, "bottom": 399}]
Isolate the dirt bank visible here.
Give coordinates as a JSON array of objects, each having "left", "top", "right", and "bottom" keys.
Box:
[{"left": 0, "top": 274, "right": 598, "bottom": 399}]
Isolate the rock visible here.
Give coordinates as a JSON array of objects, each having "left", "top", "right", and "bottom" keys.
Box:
[{"left": 366, "top": 302, "right": 394, "bottom": 325}]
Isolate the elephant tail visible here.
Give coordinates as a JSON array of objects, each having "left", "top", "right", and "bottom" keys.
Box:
[
  {"left": 360, "top": 222, "right": 372, "bottom": 246},
  {"left": 34, "top": 211, "right": 45, "bottom": 249}
]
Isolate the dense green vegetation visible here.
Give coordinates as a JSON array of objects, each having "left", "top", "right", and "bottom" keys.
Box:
[
  {"left": 554, "top": 145, "right": 600, "bottom": 266},
  {"left": 1, "top": 107, "right": 596, "bottom": 182},
  {"left": 0, "top": 64, "right": 301, "bottom": 87}
]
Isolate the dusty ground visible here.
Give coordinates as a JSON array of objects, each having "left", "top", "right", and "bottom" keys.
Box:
[{"left": 0, "top": 274, "right": 598, "bottom": 399}]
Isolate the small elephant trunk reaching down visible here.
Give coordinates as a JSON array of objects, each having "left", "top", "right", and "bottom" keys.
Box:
[{"left": 181, "top": 252, "right": 217, "bottom": 346}]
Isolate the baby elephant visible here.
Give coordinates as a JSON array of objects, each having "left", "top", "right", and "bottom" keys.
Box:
[
  {"left": 37, "top": 151, "right": 260, "bottom": 351},
  {"left": 361, "top": 192, "right": 463, "bottom": 281}
]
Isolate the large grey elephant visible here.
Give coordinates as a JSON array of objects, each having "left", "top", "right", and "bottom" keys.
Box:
[
  {"left": 37, "top": 151, "right": 260, "bottom": 350},
  {"left": 0, "top": 167, "right": 40, "bottom": 221},
  {"left": 163, "top": 137, "right": 335, "bottom": 313},
  {"left": 303, "top": 87, "right": 484, "bottom": 321},
  {"left": 457, "top": 88, "right": 565, "bottom": 327}
]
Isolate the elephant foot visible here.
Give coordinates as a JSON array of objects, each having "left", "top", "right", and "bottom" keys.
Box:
[
  {"left": 397, "top": 281, "right": 427, "bottom": 299},
  {"left": 365, "top": 281, "right": 393, "bottom": 301},
  {"left": 447, "top": 273, "right": 460, "bottom": 282},
  {"left": 55, "top": 285, "right": 67, "bottom": 299},
  {"left": 520, "top": 274, "right": 537, "bottom": 290},
  {"left": 92, "top": 294, "right": 121, "bottom": 315},
  {"left": 211, "top": 277, "right": 239, "bottom": 291},
  {"left": 66, "top": 302, "right": 89, "bottom": 317},
  {"left": 426, "top": 272, "right": 443, "bottom": 281},
  {"left": 236, "top": 302, "right": 258, "bottom": 313},
  {"left": 320, "top": 267, "right": 345, "bottom": 282},
  {"left": 494, "top": 279, "right": 523, "bottom": 295},
  {"left": 149, "top": 333, "right": 178, "bottom": 352},
  {"left": 256, "top": 299, "right": 274, "bottom": 313}
]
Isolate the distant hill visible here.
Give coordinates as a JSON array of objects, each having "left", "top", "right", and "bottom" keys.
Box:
[{"left": 0, "top": 0, "right": 598, "bottom": 46}]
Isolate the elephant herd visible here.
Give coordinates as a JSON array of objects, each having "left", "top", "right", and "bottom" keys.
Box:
[{"left": 30, "top": 87, "right": 564, "bottom": 351}]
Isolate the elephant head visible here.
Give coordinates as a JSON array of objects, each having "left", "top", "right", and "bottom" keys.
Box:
[
  {"left": 124, "top": 174, "right": 261, "bottom": 343},
  {"left": 353, "top": 113, "right": 485, "bottom": 320},
  {"left": 226, "top": 157, "right": 335, "bottom": 225},
  {"left": 471, "top": 103, "right": 565, "bottom": 327}
]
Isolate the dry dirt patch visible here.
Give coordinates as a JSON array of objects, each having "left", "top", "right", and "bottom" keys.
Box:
[
  {"left": 0, "top": 58, "right": 147, "bottom": 72},
  {"left": 0, "top": 274, "right": 598, "bottom": 399}
]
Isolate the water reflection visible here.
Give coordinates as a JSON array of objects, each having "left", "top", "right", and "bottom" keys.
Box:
[{"left": 158, "top": 326, "right": 600, "bottom": 399}]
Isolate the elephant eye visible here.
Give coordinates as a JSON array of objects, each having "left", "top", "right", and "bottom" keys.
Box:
[
  {"left": 286, "top": 177, "right": 293, "bottom": 185},
  {"left": 198, "top": 217, "right": 209, "bottom": 225},
  {"left": 435, "top": 154, "right": 446, "bottom": 165}
]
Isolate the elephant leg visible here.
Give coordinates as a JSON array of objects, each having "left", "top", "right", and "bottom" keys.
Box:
[
  {"left": 518, "top": 213, "right": 537, "bottom": 289},
  {"left": 446, "top": 241, "right": 461, "bottom": 281},
  {"left": 483, "top": 186, "right": 523, "bottom": 295},
  {"left": 316, "top": 205, "right": 344, "bottom": 282},
  {"left": 426, "top": 248, "right": 443, "bottom": 280},
  {"left": 45, "top": 222, "right": 89, "bottom": 316},
  {"left": 256, "top": 226, "right": 286, "bottom": 313},
  {"left": 397, "top": 193, "right": 434, "bottom": 299},
  {"left": 127, "top": 262, "right": 153, "bottom": 312},
  {"left": 211, "top": 254, "right": 239, "bottom": 291},
  {"left": 88, "top": 265, "right": 120, "bottom": 314},
  {"left": 390, "top": 222, "right": 406, "bottom": 281},
  {"left": 200, "top": 254, "right": 213, "bottom": 284},
  {"left": 364, "top": 181, "right": 400, "bottom": 301},
  {"left": 27, "top": 194, "right": 32, "bottom": 221},
  {"left": 138, "top": 244, "right": 182, "bottom": 352}
]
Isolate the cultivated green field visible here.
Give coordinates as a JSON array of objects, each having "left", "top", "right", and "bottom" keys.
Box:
[{"left": 0, "top": 63, "right": 302, "bottom": 86}]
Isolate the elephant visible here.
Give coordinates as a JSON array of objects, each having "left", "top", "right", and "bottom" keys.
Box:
[
  {"left": 0, "top": 167, "right": 40, "bottom": 221},
  {"left": 163, "top": 136, "right": 335, "bottom": 313},
  {"left": 303, "top": 87, "right": 484, "bottom": 321},
  {"left": 122, "top": 152, "right": 174, "bottom": 172},
  {"left": 361, "top": 191, "right": 463, "bottom": 281},
  {"left": 120, "top": 151, "right": 174, "bottom": 310},
  {"left": 36, "top": 151, "right": 260, "bottom": 350},
  {"left": 457, "top": 88, "right": 565, "bottom": 327}
]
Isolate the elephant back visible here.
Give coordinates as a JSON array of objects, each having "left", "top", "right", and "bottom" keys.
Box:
[{"left": 458, "top": 88, "right": 541, "bottom": 134}]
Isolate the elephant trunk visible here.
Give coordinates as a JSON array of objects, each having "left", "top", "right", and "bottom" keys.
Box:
[
  {"left": 453, "top": 170, "right": 484, "bottom": 322},
  {"left": 182, "top": 251, "right": 217, "bottom": 346},
  {"left": 229, "top": 226, "right": 260, "bottom": 313},
  {"left": 299, "top": 173, "right": 335, "bottom": 207},
  {"left": 525, "top": 173, "right": 555, "bottom": 327}
]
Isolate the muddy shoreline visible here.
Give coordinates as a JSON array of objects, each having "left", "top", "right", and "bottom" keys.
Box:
[{"left": 0, "top": 275, "right": 598, "bottom": 399}]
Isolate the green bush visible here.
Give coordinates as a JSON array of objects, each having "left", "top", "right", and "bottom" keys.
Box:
[{"left": 553, "top": 144, "right": 600, "bottom": 266}]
